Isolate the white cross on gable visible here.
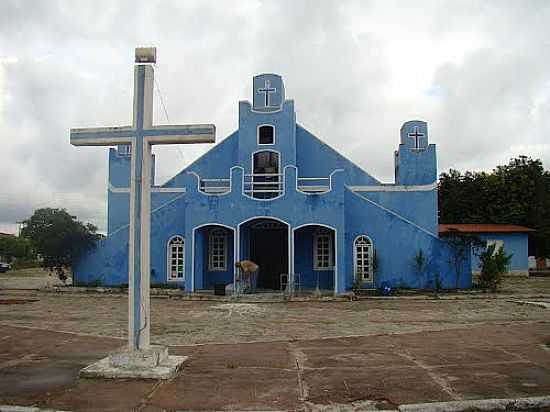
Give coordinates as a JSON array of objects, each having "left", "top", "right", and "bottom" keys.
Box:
[
  {"left": 258, "top": 80, "right": 277, "bottom": 107},
  {"left": 407, "top": 126, "right": 425, "bottom": 150},
  {"left": 70, "top": 50, "right": 215, "bottom": 352}
]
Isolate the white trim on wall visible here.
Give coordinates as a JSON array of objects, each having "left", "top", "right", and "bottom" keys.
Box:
[
  {"left": 166, "top": 235, "right": 185, "bottom": 282},
  {"left": 257, "top": 123, "right": 275, "bottom": 145},
  {"left": 191, "top": 223, "right": 236, "bottom": 292},
  {"left": 353, "top": 235, "right": 374, "bottom": 283},
  {"left": 313, "top": 227, "right": 334, "bottom": 271},
  {"left": 236, "top": 216, "right": 291, "bottom": 287},
  {"left": 292, "top": 223, "right": 338, "bottom": 295},
  {"left": 208, "top": 227, "right": 228, "bottom": 271},
  {"left": 348, "top": 182, "right": 437, "bottom": 192}
]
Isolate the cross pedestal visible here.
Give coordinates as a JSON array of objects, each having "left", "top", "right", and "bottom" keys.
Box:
[{"left": 72, "top": 48, "right": 215, "bottom": 379}]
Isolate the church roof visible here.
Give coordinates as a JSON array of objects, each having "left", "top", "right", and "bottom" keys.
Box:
[{"left": 439, "top": 224, "right": 535, "bottom": 234}]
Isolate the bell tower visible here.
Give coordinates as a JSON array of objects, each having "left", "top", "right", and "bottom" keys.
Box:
[{"left": 394, "top": 120, "right": 437, "bottom": 185}]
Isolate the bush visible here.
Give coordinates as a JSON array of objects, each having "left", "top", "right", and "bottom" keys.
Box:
[{"left": 478, "top": 244, "right": 512, "bottom": 291}]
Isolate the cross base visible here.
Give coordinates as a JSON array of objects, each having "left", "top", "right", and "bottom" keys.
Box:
[{"left": 79, "top": 346, "right": 188, "bottom": 380}]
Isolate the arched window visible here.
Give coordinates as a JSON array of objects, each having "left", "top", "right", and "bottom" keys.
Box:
[
  {"left": 258, "top": 125, "right": 275, "bottom": 145},
  {"left": 314, "top": 228, "right": 334, "bottom": 270},
  {"left": 167, "top": 236, "right": 184, "bottom": 281},
  {"left": 208, "top": 228, "right": 227, "bottom": 271},
  {"left": 354, "top": 235, "right": 373, "bottom": 282}
]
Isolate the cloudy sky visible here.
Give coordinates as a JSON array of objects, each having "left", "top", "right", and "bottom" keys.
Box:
[{"left": 1, "top": 0, "right": 549, "bottom": 234}]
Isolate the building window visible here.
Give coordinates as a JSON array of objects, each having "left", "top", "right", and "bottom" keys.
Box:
[
  {"left": 487, "top": 239, "right": 504, "bottom": 255},
  {"left": 354, "top": 235, "right": 373, "bottom": 282},
  {"left": 167, "top": 236, "right": 184, "bottom": 281},
  {"left": 208, "top": 228, "right": 227, "bottom": 271},
  {"left": 314, "top": 228, "right": 333, "bottom": 270},
  {"left": 258, "top": 125, "right": 274, "bottom": 145}
]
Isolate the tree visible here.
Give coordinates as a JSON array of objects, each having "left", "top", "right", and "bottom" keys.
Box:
[
  {"left": 477, "top": 244, "right": 512, "bottom": 292},
  {"left": 0, "top": 234, "right": 33, "bottom": 263},
  {"left": 21, "top": 208, "right": 99, "bottom": 282},
  {"left": 439, "top": 156, "right": 550, "bottom": 258}
]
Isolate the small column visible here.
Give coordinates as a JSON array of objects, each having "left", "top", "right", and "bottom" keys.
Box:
[
  {"left": 230, "top": 166, "right": 244, "bottom": 195},
  {"left": 284, "top": 165, "right": 298, "bottom": 194},
  {"left": 184, "top": 172, "right": 200, "bottom": 196}
]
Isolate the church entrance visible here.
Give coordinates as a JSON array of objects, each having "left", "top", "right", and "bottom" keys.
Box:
[{"left": 241, "top": 218, "right": 288, "bottom": 290}]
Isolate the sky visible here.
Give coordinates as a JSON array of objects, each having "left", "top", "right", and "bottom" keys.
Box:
[{"left": 1, "top": 0, "right": 550, "bottom": 234}]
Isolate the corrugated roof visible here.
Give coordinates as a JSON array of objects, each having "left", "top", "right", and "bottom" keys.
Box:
[{"left": 439, "top": 224, "right": 535, "bottom": 234}]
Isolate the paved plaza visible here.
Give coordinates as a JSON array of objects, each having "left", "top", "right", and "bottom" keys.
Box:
[{"left": 1, "top": 275, "right": 550, "bottom": 410}]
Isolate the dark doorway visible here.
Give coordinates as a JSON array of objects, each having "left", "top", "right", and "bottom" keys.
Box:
[{"left": 249, "top": 220, "right": 288, "bottom": 290}]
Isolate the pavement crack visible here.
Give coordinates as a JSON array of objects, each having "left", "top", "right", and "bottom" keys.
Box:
[
  {"left": 289, "top": 342, "right": 309, "bottom": 402},
  {"left": 398, "top": 351, "right": 462, "bottom": 401},
  {"left": 136, "top": 378, "right": 165, "bottom": 411}
]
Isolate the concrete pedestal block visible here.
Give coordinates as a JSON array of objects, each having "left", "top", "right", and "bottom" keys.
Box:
[{"left": 80, "top": 346, "right": 187, "bottom": 379}]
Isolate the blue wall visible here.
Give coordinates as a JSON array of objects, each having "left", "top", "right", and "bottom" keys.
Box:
[
  {"left": 74, "top": 73, "right": 470, "bottom": 292},
  {"left": 470, "top": 233, "right": 529, "bottom": 273},
  {"left": 294, "top": 225, "right": 335, "bottom": 290}
]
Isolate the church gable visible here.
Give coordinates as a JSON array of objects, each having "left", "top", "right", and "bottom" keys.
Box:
[
  {"left": 162, "top": 131, "right": 238, "bottom": 188},
  {"left": 295, "top": 125, "right": 381, "bottom": 186}
]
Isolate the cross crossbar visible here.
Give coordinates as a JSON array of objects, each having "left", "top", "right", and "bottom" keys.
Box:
[{"left": 70, "top": 52, "right": 215, "bottom": 352}]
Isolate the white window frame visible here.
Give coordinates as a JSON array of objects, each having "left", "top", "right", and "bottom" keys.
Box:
[
  {"left": 167, "top": 235, "right": 185, "bottom": 281},
  {"left": 487, "top": 239, "right": 504, "bottom": 255},
  {"left": 208, "top": 228, "right": 227, "bottom": 271},
  {"left": 257, "top": 124, "right": 275, "bottom": 145},
  {"left": 354, "top": 235, "right": 374, "bottom": 282},
  {"left": 313, "top": 228, "right": 334, "bottom": 271}
]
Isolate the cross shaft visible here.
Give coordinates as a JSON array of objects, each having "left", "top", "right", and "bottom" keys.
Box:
[{"left": 70, "top": 55, "right": 215, "bottom": 351}]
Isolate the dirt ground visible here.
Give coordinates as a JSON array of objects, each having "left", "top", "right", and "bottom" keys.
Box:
[
  {"left": 0, "top": 286, "right": 549, "bottom": 346},
  {"left": 1, "top": 273, "right": 550, "bottom": 410}
]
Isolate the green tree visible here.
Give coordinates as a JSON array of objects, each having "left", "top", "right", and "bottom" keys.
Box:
[
  {"left": 0, "top": 234, "right": 33, "bottom": 263},
  {"left": 478, "top": 244, "right": 512, "bottom": 292},
  {"left": 439, "top": 156, "right": 550, "bottom": 257},
  {"left": 21, "top": 208, "right": 99, "bottom": 282}
]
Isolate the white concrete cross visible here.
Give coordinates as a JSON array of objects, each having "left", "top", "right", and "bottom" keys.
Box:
[
  {"left": 71, "top": 48, "right": 215, "bottom": 352},
  {"left": 258, "top": 80, "right": 276, "bottom": 107}
]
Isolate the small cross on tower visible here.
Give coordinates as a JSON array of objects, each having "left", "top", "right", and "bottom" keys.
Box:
[
  {"left": 258, "top": 80, "right": 276, "bottom": 107},
  {"left": 408, "top": 126, "right": 425, "bottom": 150}
]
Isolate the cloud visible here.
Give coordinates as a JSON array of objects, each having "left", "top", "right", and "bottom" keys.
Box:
[{"left": 1, "top": 0, "right": 550, "bottom": 233}]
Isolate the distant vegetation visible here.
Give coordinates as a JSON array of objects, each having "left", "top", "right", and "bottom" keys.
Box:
[
  {"left": 439, "top": 156, "right": 550, "bottom": 258},
  {"left": 20, "top": 208, "right": 100, "bottom": 283},
  {"left": 0, "top": 233, "right": 34, "bottom": 267}
]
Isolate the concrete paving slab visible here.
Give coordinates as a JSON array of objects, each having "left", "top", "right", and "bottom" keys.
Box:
[
  {"left": 43, "top": 379, "right": 157, "bottom": 412},
  {"left": 148, "top": 367, "right": 301, "bottom": 411},
  {"left": 1, "top": 297, "right": 550, "bottom": 411}
]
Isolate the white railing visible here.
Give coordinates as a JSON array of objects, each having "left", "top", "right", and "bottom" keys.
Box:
[
  {"left": 199, "top": 178, "right": 230, "bottom": 194},
  {"left": 244, "top": 173, "right": 283, "bottom": 199},
  {"left": 297, "top": 177, "right": 330, "bottom": 193},
  {"left": 198, "top": 174, "right": 331, "bottom": 196}
]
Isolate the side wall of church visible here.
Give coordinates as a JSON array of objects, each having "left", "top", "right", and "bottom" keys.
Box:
[
  {"left": 354, "top": 190, "right": 438, "bottom": 236},
  {"left": 344, "top": 189, "right": 471, "bottom": 290}
]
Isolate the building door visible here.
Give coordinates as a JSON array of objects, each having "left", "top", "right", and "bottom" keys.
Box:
[{"left": 248, "top": 220, "right": 288, "bottom": 290}]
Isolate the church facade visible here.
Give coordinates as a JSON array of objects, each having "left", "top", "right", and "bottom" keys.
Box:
[{"left": 74, "top": 73, "right": 471, "bottom": 293}]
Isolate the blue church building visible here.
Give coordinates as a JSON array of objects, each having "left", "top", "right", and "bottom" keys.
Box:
[{"left": 74, "top": 73, "right": 471, "bottom": 294}]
